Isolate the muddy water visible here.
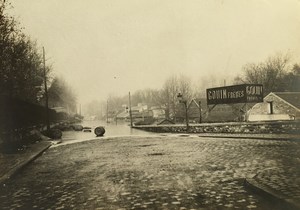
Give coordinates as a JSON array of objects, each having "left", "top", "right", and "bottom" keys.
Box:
[{"left": 61, "top": 120, "right": 155, "bottom": 142}]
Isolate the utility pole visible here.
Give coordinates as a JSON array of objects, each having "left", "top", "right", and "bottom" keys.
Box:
[
  {"left": 106, "top": 99, "right": 109, "bottom": 124},
  {"left": 245, "top": 103, "right": 248, "bottom": 122},
  {"left": 43, "top": 47, "right": 50, "bottom": 131},
  {"left": 199, "top": 100, "right": 202, "bottom": 124},
  {"left": 129, "top": 92, "right": 133, "bottom": 127}
]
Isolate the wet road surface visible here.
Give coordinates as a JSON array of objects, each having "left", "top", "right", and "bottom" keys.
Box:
[
  {"left": 61, "top": 120, "right": 157, "bottom": 142},
  {"left": 1, "top": 135, "right": 299, "bottom": 210}
]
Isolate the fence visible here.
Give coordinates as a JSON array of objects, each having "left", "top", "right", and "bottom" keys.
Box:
[{"left": 0, "top": 96, "right": 68, "bottom": 150}]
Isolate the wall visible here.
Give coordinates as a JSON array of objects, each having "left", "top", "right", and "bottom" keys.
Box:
[
  {"left": 134, "top": 121, "right": 300, "bottom": 135},
  {"left": 0, "top": 96, "right": 69, "bottom": 148},
  {"left": 248, "top": 94, "right": 300, "bottom": 121}
]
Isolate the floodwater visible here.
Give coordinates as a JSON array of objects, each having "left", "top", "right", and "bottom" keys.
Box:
[{"left": 61, "top": 120, "right": 155, "bottom": 143}]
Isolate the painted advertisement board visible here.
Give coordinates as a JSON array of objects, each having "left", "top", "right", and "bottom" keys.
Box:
[{"left": 206, "top": 84, "right": 263, "bottom": 105}]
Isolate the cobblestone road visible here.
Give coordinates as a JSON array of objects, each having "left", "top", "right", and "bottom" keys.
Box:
[{"left": 0, "top": 136, "right": 299, "bottom": 210}]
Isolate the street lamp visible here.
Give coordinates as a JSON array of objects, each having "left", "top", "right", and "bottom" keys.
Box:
[{"left": 177, "top": 93, "right": 189, "bottom": 132}]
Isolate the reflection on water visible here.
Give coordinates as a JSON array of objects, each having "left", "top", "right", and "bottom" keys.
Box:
[{"left": 62, "top": 120, "right": 155, "bottom": 142}]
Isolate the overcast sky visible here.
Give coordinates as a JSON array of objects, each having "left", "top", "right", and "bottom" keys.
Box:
[{"left": 9, "top": 0, "right": 300, "bottom": 104}]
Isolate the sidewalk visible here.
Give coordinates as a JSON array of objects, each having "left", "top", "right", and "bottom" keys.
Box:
[
  {"left": 198, "top": 133, "right": 300, "bottom": 209},
  {"left": 197, "top": 132, "right": 300, "bottom": 141},
  {"left": 245, "top": 172, "right": 300, "bottom": 210},
  {"left": 0, "top": 140, "right": 52, "bottom": 184}
]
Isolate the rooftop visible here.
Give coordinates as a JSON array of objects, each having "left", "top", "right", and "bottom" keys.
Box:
[{"left": 272, "top": 92, "right": 300, "bottom": 109}]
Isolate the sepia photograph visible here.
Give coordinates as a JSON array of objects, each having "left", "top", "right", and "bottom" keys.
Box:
[{"left": 0, "top": 0, "right": 300, "bottom": 209}]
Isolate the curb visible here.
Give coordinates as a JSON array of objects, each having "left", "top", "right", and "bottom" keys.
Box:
[
  {"left": 244, "top": 178, "right": 300, "bottom": 210},
  {"left": 197, "top": 134, "right": 299, "bottom": 141},
  {"left": 0, "top": 142, "right": 51, "bottom": 185}
]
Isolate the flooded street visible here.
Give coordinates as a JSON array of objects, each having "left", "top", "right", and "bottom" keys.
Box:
[
  {"left": 2, "top": 1, "right": 299, "bottom": 209},
  {"left": 61, "top": 120, "right": 156, "bottom": 143}
]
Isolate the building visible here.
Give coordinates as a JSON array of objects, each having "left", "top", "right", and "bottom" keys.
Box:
[
  {"left": 116, "top": 103, "right": 152, "bottom": 123},
  {"left": 149, "top": 106, "right": 165, "bottom": 119},
  {"left": 204, "top": 103, "right": 254, "bottom": 122},
  {"left": 185, "top": 98, "right": 250, "bottom": 123},
  {"left": 175, "top": 98, "right": 248, "bottom": 123},
  {"left": 248, "top": 92, "right": 300, "bottom": 121},
  {"left": 51, "top": 106, "right": 68, "bottom": 113},
  {"left": 187, "top": 99, "right": 204, "bottom": 123}
]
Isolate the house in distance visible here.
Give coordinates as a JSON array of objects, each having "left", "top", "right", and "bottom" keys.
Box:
[{"left": 248, "top": 92, "right": 300, "bottom": 121}]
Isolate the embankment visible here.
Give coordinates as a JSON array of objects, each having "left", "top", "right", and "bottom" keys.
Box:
[{"left": 133, "top": 120, "right": 300, "bottom": 135}]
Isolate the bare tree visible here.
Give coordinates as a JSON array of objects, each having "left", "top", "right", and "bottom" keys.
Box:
[
  {"left": 234, "top": 52, "right": 292, "bottom": 95},
  {"left": 281, "top": 63, "right": 300, "bottom": 92},
  {"left": 0, "top": 0, "right": 48, "bottom": 103},
  {"left": 178, "top": 74, "right": 193, "bottom": 101},
  {"left": 131, "top": 88, "right": 161, "bottom": 107},
  {"left": 156, "top": 74, "right": 194, "bottom": 120},
  {"left": 158, "top": 75, "right": 179, "bottom": 119}
]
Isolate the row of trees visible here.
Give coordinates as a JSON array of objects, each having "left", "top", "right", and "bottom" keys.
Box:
[
  {"left": 0, "top": 1, "right": 47, "bottom": 103},
  {"left": 85, "top": 52, "right": 300, "bottom": 120},
  {"left": 47, "top": 77, "right": 77, "bottom": 113},
  {"left": 85, "top": 74, "right": 196, "bottom": 119},
  {"left": 0, "top": 1, "right": 76, "bottom": 112},
  {"left": 234, "top": 53, "right": 300, "bottom": 93}
]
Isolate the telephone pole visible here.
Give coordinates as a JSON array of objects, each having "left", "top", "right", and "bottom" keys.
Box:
[
  {"left": 106, "top": 99, "right": 109, "bottom": 124},
  {"left": 129, "top": 92, "right": 133, "bottom": 127},
  {"left": 43, "top": 47, "right": 50, "bottom": 131},
  {"left": 199, "top": 100, "right": 202, "bottom": 124}
]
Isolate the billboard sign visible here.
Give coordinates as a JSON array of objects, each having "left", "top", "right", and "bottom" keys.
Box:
[{"left": 206, "top": 84, "right": 263, "bottom": 105}]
